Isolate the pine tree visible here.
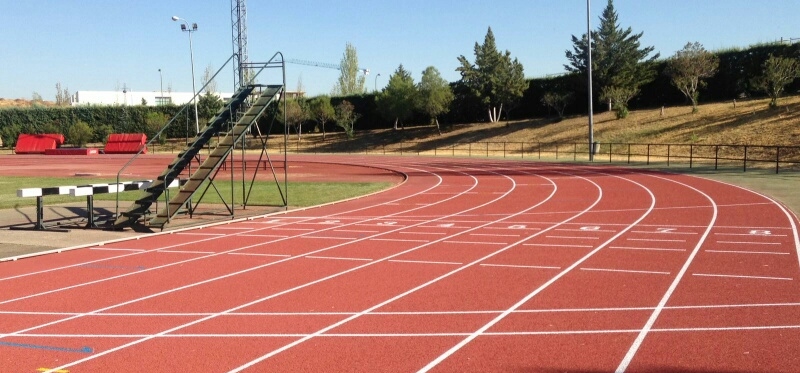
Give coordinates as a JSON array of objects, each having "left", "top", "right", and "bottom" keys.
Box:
[
  {"left": 457, "top": 27, "right": 526, "bottom": 122},
  {"left": 565, "top": 0, "right": 659, "bottom": 114},
  {"left": 376, "top": 64, "right": 416, "bottom": 130}
]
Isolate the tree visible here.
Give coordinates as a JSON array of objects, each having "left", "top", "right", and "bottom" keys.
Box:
[
  {"left": 753, "top": 55, "right": 800, "bottom": 108},
  {"left": 333, "top": 43, "right": 366, "bottom": 96},
  {"left": 416, "top": 66, "right": 454, "bottom": 134},
  {"left": 665, "top": 42, "right": 719, "bottom": 113},
  {"left": 457, "top": 27, "right": 526, "bottom": 123},
  {"left": 55, "top": 82, "right": 71, "bottom": 106},
  {"left": 144, "top": 112, "right": 169, "bottom": 144},
  {"left": 201, "top": 64, "right": 218, "bottom": 93},
  {"left": 541, "top": 91, "right": 572, "bottom": 120},
  {"left": 334, "top": 100, "right": 359, "bottom": 138},
  {"left": 308, "top": 95, "right": 335, "bottom": 140},
  {"left": 280, "top": 99, "right": 308, "bottom": 140},
  {"left": 197, "top": 91, "right": 223, "bottom": 123},
  {"left": 565, "top": 0, "right": 659, "bottom": 112},
  {"left": 600, "top": 85, "right": 638, "bottom": 119},
  {"left": 67, "top": 121, "right": 93, "bottom": 147},
  {"left": 376, "top": 64, "right": 417, "bottom": 130}
]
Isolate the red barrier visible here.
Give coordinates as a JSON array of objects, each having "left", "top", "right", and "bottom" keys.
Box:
[
  {"left": 104, "top": 133, "right": 147, "bottom": 154},
  {"left": 15, "top": 134, "right": 58, "bottom": 154}
]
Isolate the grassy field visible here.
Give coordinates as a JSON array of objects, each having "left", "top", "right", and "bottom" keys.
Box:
[{"left": 0, "top": 176, "right": 393, "bottom": 210}]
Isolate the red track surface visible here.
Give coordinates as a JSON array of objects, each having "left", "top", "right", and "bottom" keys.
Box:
[{"left": 1, "top": 155, "right": 799, "bottom": 372}]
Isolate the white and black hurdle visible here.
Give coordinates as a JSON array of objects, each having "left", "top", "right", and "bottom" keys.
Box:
[{"left": 15, "top": 179, "right": 182, "bottom": 230}]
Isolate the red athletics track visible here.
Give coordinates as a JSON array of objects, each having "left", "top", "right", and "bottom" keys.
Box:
[{"left": 1, "top": 155, "right": 799, "bottom": 372}]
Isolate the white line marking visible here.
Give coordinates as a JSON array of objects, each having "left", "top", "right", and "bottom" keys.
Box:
[
  {"left": 157, "top": 250, "right": 215, "bottom": 254},
  {"left": 227, "top": 253, "right": 291, "bottom": 258},
  {"left": 705, "top": 250, "right": 789, "bottom": 255},
  {"left": 545, "top": 235, "right": 600, "bottom": 240},
  {"left": 89, "top": 248, "right": 144, "bottom": 252},
  {"left": 334, "top": 229, "right": 379, "bottom": 233},
  {"left": 627, "top": 238, "right": 685, "bottom": 243},
  {"left": 369, "top": 238, "right": 430, "bottom": 243},
  {"left": 692, "top": 273, "right": 793, "bottom": 281},
  {"left": 480, "top": 263, "right": 560, "bottom": 270},
  {"left": 175, "top": 232, "right": 226, "bottom": 236},
  {"left": 305, "top": 255, "right": 372, "bottom": 262},
  {"left": 270, "top": 228, "right": 315, "bottom": 231},
  {"left": 631, "top": 231, "right": 697, "bottom": 235},
  {"left": 717, "top": 241, "right": 780, "bottom": 245},
  {"left": 300, "top": 236, "right": 354, "bottom": 240},
  {"left": 469, "top": 233, "right": 520, "bottom": 237},
  {"left": 237, "top": 234, "right": 291, "bottom": 238},
  {"left": 442, "top": 240, "right": 507, "bottom": 245},
  {"left": 399, "top": 231, "right": 447, "bottom": 235},
  {"left": 556, "top": 229, "right": 616, "bottom": 233},
  {"left": 388, "top": 259, "right": 463, "bottom": 265},
  {"left": 523, "top": 243, "right": 592, "bottom": 248},
  {"left": 610, "top": 246, "right": 686, "bottom": 252},
  {"left": 714, "top": 233, "right": 787, "bottom": 237},
  {"left": 580, "top": 267, "right": 671, "bottom": 275}
]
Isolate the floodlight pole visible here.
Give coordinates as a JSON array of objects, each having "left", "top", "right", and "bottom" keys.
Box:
[
  {"left": 173, "top": 16, "right": 200, "bottom": 135},
  {"left": 587, "top": 0, "right": 595, "bottom": 162},
  {"left": 374, "top": 73, "right": 381, "bottom": 92},
  {"left": 158, "top": 68, "right": 163, "bottom": 99}
]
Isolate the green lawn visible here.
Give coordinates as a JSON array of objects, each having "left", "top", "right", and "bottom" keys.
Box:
[{"left": 0, "top": 176, "right": 393, "bottom": 210}]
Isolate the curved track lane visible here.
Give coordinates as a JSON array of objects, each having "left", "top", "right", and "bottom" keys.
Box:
[{"left": 1, "top": 156, "right": 798, "bottom": 373}]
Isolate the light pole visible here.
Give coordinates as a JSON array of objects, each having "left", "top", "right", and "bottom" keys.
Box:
[
  {"left": 587, "top": 0, "right": 595, "bottom": 162},
  {"left": 374, "top": 73, "right": 381, "bottom": 92},
  {"left": 172, "top": 16, "right": 199, "bottom": 135}
]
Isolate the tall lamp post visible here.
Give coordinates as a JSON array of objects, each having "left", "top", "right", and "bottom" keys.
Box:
[
  {"left": 374, "top": 73, "right": 381, "bottom": 92},
  {"left": 172, "top": 16, "right": 199, "bottom": 135},
  {"left": 587, "top": 0, "right": 595, "bottom": 162}
]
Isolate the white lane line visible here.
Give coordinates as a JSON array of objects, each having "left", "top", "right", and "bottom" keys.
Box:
[
  {"left": 717, "top": 241, "right": 780, "bottom": 245},
  {"left": 616, "top": 174, "right": 718, "bottom": 373},
  {"left": 334, "top": 229, "right": 379, "bottom": 233},
  {"left": 610, "top": 246, "right": 686, "bottom": 252},
  {"left": 270, "top": 228, "right": 315, "bottom": 231},
  {"left": 89, "top": 248, "right": 145, "bottom": 252},
  {"left": 175, "top": 232, "right": 226, "bottom": 236},
  {"left": 388, "top": 259, "right": 463, "bottom": 265},
  {"left": 706, "top": 250, "right": 789, "bottom": 255},
  {"left": 210, "top": 227, "right": 253, "bottom": 230},
  {"left": 157, "top": 250, "right": 215, "bottom": 255},
  {"left": 556, "top": 229, "right": 616, "bottom": 233},
  {"left": 369, "top": 238, "right": 430, "bottom": 243},
  {"left": 443, "top": 241, "right": 507, "bottom": 245},
  {"left": 580, "top": 267, "right": 671, "bottom": 275},
  {"left": 300, "top": 236, "right": 355, "bottom": 240},
  {"left": 714, "top": 233, "right": 787, "bottom": 237},
  {"left": 627, "top": 238, "right": 685, "bottom": 243},
  {"left": 227, "top": 253, "right": 291, "bottom": 258},
  {"left": 692, "top": 273, "right": 793, "bottom": 281},
  {"left": 480, "top": 263, "right": 560, "bottom": 270},
  {"left": 523, "top": 243, "right": 593, "bottom": 248},
  {"left": 631, "top": 231, "right": 697, "bottom": 235},
  {"left": 237, "top": 234, "right": 291, "bottom": 238},
  {"left": 545, "top": 235, "right": 600, "bottom": 240},
  {"left": 469, "top": 233, "right": 520, "bottom": 237},
  {"left": 305, "top": 256, "right": 373, "bottom": 262},
  {"left": 484, "top": 227, "right": 541, "bottom": 231},
  {"left": 400, "top": 231, "right": 447, "bottom": 235}
]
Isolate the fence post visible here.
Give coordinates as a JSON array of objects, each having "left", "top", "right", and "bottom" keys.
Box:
[
  {"left": 521, "top": 142, "right": 524, "bottom": 158},
  {"left": 776, "top": 146, "right": 781, "bottom": 174},
  {"left": 608, "top": 143, "right": 612, "bottom": 163},
  {"left": 538, "top": 142, "right": 541, "bottom": 159},
  {"left": 486, "top": 142, "right": 489, "bottom": 157},
  {"left": 452, "top": 144, "right": 455, "bottom": 157},
  {"left": 667, "top": 145, "right": 671, "bottom": 166},
  {"left": 556, "top": 144, "right": 559, "bottom": 159},
  {"left": 743, "top": 146, "right": 747, "bottom": 172},
  {"left": 468, "top": 143, "right": 471, "bottom": 157},
  {"left": 503, "top": 142, "right": 507, "bottom": 158},
  {"left": 715, "top": 145, "right": 719, "bottom": 170},
  {"left": 628, "top": 144, "right": 631, "bottom": 164},
  {"left": 690, "top": 145, "right": 694, "bottom": 169},
  {"left": 574, "top": 143, "right": 577, "bottom": 161},
  {"left": 647, "top": 144, "right": 650, "bottom": 165}
]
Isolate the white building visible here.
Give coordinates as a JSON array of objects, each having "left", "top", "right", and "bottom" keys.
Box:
[{"left": 70, "top": 91, "right": 233, "bottom": 107}]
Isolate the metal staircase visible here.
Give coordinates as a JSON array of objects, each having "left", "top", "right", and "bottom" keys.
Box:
[{"left": 112, "top": 85, "right": 260, "bottom": 230}]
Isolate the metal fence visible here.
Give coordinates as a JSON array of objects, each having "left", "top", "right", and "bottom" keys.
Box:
[{"left": 267, "top": 139, "right": 800, "bottom": 174}]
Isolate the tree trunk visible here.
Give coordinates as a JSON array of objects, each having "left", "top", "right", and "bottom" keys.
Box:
[
  {"left": 321, "top": 120, "right": 326, "bottom": 141},
  {"left": 435, "top": 118, "right": 441, "bottom": 135},
  {"left": 393, "top": 118, "right": 398, "bottom": 130}
]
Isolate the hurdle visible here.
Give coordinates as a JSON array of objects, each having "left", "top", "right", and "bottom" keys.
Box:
[{"left": 15, "top": 179, "right": 182, "bottom": 230}]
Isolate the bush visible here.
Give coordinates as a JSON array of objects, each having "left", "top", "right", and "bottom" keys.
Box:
[{"left": 67, "top": 121, "right": 94, "bottom": 147}]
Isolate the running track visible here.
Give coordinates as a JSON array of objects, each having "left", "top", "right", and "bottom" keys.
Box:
[{"left": 2, "top": 155, "right": 799, "bottom": 372}]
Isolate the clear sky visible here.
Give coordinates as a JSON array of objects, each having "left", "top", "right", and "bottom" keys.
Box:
[{"left": 1, "top": 0, "right": 799, "bottom": 101}]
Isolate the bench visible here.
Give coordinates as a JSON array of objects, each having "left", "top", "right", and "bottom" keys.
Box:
[{"left": 15, "top": 179, "right": 181, "bottom": 230}]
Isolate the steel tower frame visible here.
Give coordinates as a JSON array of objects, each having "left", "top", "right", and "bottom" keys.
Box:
[{"left": 231, "top": 0, "right": 248, "bottom": 90}]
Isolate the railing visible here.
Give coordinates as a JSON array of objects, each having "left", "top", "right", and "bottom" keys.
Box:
[{"left": 261, "top": 138, "right": 800, "bottom": 174}]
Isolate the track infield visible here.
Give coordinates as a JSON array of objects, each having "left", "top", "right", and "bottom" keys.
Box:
[{"left": 1, "top": 155, "right": 799, "bottom": 372}]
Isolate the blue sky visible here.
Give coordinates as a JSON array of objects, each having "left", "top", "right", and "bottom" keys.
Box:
[{"left": 1, "top": 0, "right": 799, "bottom": 101}]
